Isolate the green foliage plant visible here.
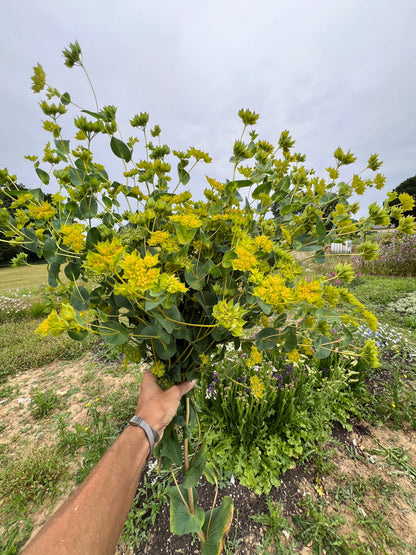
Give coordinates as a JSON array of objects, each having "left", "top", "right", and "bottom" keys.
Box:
[
  {"left": 30, "top": 388, "right": 61, "bottom": 418},
  {"left": 197, "top": 349, "right": 364, "bottom": 493},
  {"left": 1, "top": 41, "right": 414, "bottom": 552}
]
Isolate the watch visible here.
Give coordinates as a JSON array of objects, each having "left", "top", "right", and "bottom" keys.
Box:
[{"left": 127, "top": 416, "right": 160, "bottom": 454}]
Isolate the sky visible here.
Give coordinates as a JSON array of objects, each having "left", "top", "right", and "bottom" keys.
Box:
[{"left": 1, "top": 0, "right": 415, "bottom": 217}]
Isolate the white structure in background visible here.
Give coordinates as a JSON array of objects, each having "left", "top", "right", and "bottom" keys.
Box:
[{"left": 330, "top": 240, "right": 352, "bottom": 254}]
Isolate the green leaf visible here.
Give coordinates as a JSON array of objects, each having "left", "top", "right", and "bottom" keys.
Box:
[
  {"left": 70, "top": 287, "right": 90, "bottom": 311},
  {"left": 48, "top": 262, "right": 60, "bottom": 287},
  {"left": 86, "top": 227, "right": 102, "bottom": 249},
  {"left": 153, "top": 336, "right": 177, "bottom": 360},
  {"left": 79, "top": 197, "right": 98, "bottom": 219},
  {"left": 283, "top": 327, "right": 297, "bottom": 352},
  {"left": 201, "top": 497, "right": 234, "bottom": 555},
  {"left": 60, "top": 92, "right": 71, "bottom": 105},
  {"left": 42, "top": 237, "right": 57, "bottom": 263},
  {"left": 64, "top": 261, "right": 81, "bottom": 281},
  {"left": 169, "top": 485, "right": 205, "bottom": 535},
  {"left": 255, "top": 327, "right": 280, "bottom": 351},
  {"left": 161, "top": 423, "right": 182, "bottom": 466},
  {"left": 280, "top": 203, "right": 301, "bottom": 216},
  {"left": 35, "top": 168, "right": 50, "bottom": 185},
  {"left": 183, "top": 442, "right": 208, "bottom": 489},
  {"left": 316, "top": 216, "right": 326, "bottom": 241},
  {"left": 176, "top": 224, "right": 197, "bottom": 245},
  {"left": 342, "top": 327, "right": 353, "bottom": 347},
  {"left": 81, "top": 108, "right": 108, "bottom": 120},
  {"left": 67, "top": 328, "right": 89, "bottom": 341},
  {"left": 315, "top": 309, "right": 340, "bottom": 323},
  {"left": 298, "top": 243, "right": 324, "bottom": 252},
  {"left": 314, "top": 336, "right": 332, "bottom": 359},
  {"left": 185, "top": 262, "right": 207, "bottom": 291},
  {"left": 54, "top": 139, "right": 70, "bottom": 161},
  {"left": 204, "top": 462, "right": 219, "bottom": 485},
  {"left": 68, "top": 167, "right": 83, "bottom": 188},
  {"left": 110, "top": 136, "right": 132, "bottom": 162},
  {"left": 145, "top": 295, "right": 165, "bottom": 311},
  {"left": 21, "top": 228, "right": 38, "bottom": 253},
  {"left": 98, "top": 321, "right": 130, "bottom": 345},
  {"left": 178, "top": 164, "right": 190, "bottom": 185},
  {"left": 221, "top": 250, "right": 237, "bottom": 268},
  {"left": 252, "top": 181, "right": 271, "bottom": 199}
]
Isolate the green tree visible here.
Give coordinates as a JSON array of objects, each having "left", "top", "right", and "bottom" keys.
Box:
[{"left": 390, "top": 175, "right": 416, "bottom": 226}]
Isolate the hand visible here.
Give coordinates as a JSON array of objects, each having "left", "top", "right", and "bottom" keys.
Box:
[{"left": 135, "top": 370, "right": 196, "bottom": 439}]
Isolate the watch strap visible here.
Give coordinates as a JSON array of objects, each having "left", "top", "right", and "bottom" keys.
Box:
[{"left": 128, "top": 416, "right": 160, "bottom": 454}]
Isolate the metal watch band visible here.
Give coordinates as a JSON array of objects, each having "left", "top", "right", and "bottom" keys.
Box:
[{"left": 128, "top": 416, "right": 160, "bottom": 453}]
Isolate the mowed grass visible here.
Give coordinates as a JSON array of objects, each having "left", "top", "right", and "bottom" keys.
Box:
[{"left": 0, "top": 264, "right": 48, "bottom": 294}]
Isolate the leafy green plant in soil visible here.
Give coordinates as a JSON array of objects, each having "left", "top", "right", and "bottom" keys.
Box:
[{"left": 1, "top": 39, "right": 415, "bottom": 551}]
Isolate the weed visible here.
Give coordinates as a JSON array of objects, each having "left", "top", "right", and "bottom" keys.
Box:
[
  {"left": 0, "top": 446, "right": 68, "bottom": 515},
  {"left": 121, "top": 468, "right": 171, "bottom": 549},
  {"left": 251, "top": 498, "right": 294, "bottom": 554},
  {"left": 30, "top": 388, "right": 61, "bottom": 419},
  {"left": 0, "top": 383, "right": 18, "bottom": 401},
  {"left": 56, "top": 401, "right": 118, "bottom": 483},
  {"left": 293, "top": 495, "right": 352, "bottom": 554}
]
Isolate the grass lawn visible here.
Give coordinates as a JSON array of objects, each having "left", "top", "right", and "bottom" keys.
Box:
[{"left": 0, "top": 264, "right": 48, "bottom": 294}]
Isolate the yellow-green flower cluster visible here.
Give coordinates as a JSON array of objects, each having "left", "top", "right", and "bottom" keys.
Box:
[
  {"left": 212, "top": 300, "right": 247, "bottom": 337},
  {"left": 28, "top": 201, "right": 55, "bottom": 221},
  {"left": 151, "top": 360, "right": 165, "bottom": 378},
  {"left": 252, "top": 274, "right": 293, "bottom": 311},
  {"left": 295, "top": 278, "right": 322, "bottom": 304},
  {"left": 360, "top": 339, "right": 380, "bottom": 368},
  {"left": 61, "top": 223, "right": 86, "bottom": 253},
  {"left": 170, "top": 213, "right": 202, "bottom": 229},
  {"left": 118, "top": 252, "right": 160, "bottom": 293},
  {"left": 35, "top": 303, "right": 81, "bottom": 337},
  {"left": 85, "top": 238, "right": 124, "bottom": 274}
]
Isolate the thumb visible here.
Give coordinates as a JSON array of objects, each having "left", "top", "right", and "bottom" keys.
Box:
[{"left": 175, "top": 379, "right": 196, "bottom": 397}]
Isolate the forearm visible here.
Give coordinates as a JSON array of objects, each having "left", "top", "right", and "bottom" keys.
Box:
[{"left": 23, "top": 425, "right": 149, "bottom": 555}]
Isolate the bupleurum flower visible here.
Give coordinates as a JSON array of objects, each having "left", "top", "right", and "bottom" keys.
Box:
[
  {"left": 28, "top": 202, "right": 56, "bottom": 221},
  {"left": 295, "top": 278, "right": 321, "bottom": 304},
  {"left": 170, "top": 213, "right": 202, "bottom": 229},
  {"left": 287, "top": 349, "right": 300, "bottom": 363},
  {"left": 151, "top": 360, "right": 165, "bottom": 378},
  {"left": 232, "top": 245, "right": 257, "bottom": 272},
  {"left": 35, "top": 303, "right": 81, "bottom": 337},
  {"left": 252, "top": 274, "right": 293, "bottom": 311},
  {"left": 360, "top": 339, "right": 380, "bottom": 368},
  {"left": 61, "top": 223, "right": 86, "bottom": 253},
  {"left": 119, "top": 252, "right": 160, "bottom": 293},
  {"left": 254, "top": 235, "right": 273, "bottom": 252},
  {"left": 212, "top": 300, "right": 247, "bottom": 337},
  {"left": 246, "top": 345, "right": 262, "bottom": 367},
  {"left": 85, "top": 239, "right": 124, "bottom": 274}
]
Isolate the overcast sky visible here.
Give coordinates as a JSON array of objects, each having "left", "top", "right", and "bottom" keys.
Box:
[{"left": 1, "top": 0, "right": 415, "bottom": 217}]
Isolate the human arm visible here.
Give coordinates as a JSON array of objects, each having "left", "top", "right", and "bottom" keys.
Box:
[{"left": 22, "top": 371, "right": 195, "bottom": 555}]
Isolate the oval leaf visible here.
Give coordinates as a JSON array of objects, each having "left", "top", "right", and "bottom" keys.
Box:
[
  {"left": 110, "top": 136, "right": 132, "bottom": 162},
  {"left": 98, "top": 321, "right": 130, "bottom": 345}
]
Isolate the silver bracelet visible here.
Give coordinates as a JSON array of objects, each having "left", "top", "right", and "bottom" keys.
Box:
[{"left": 127, "top": 416, "right": 160, "bottom": 454}]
